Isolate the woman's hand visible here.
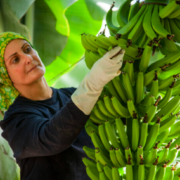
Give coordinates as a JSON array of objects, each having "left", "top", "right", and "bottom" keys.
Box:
[
  {"left": 71, "top": 46, "right": 125, "bottom": 115},
  {"left": 87, "top": 46, "right": 125, "bottom": 90}
]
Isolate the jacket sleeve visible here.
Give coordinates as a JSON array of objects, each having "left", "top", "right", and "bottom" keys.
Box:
[{"left": 0, "top": 98, "right": 90, "bottom": 159}]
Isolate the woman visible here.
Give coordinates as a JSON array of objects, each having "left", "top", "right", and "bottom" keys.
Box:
[{"left": 0, "top": 32, "right": 124, "bottom": 180}]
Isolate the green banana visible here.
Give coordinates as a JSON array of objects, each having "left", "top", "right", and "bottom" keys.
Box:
[
  {"left": 112, "top": 167, "right": 121, "bottom": 180},
  {"left": 112, "top": 76, "right": 128, "bottom": 103},
  {"left": 106, "top": 2, "right": 120, "bottom": 34},
  {"left": 164, "top": 163, "right": 178, "bottom": 180},
  {"left": 107, "top": 80, "right": 122, "bottom": 102},
  {"left": 136, "top": 146, "right": 143, "bottom": 165},
  {"left": 144, "top": 142, "right": 158, "bottom": 165},
  {"left": 109, "top": 148, "right": 121, "bottom": 168},
  {"left": 97, "top": 99, "right": 115, "bottom": 119},
  {"left": 82, "top": 157, "right": 96, "bottom": 168},
  {"left": 93, "top": 105, "right": 107, "bottom": 121},
  {"left": 111, "top": 96, "right": 130, "bottom": 118},
  {"left": 160, "top": 146, "right": 180, "bottom": 166},
  {"left": 127, "top": 100, "right": 138, "bottom": 118},
  {"left": 84, "top": 49, "right": 96, "bottom": 69},
  {"left": 157, "top": 86, "right": 173, "bottom": 110},
  {"left": 90, "top": 131, "right": 109, "bottom": 158},
  {"left": 144, "top": 97, "right": 160, "bottom": 123},
  {"left": 115, "top": 117, "right": 129, "bottom": 148},
  {"left": 126, "top": 155, "right": 133, "bottom": 180},
  {"left": 152, "top": 5, "right": 172, "bottom": 39},
  {"left": 94, "top": 35, "right": 110, "bottom": 49},
  {"left": 144, "top": 68, "right": 161, "bottom": 86},
  {"left": 152, "top": 95, "right": 180, "bottom": 122},
  {"left": 155, "top": 128, "right": 170, "bottom": 148},
  {"left": 86, "top": 166, "right": 99, "bottom": 180},
  {"left": 98, "top": 123, "right": 112, "bottom": 151},
  {"left": 170, "top": 136, "right": 180, "bottom": 150},
  {"left": 97, "top": 47, "right": 107, "bottom": 57},
  {"left": 158, "top": 76, "right": 177, "bottom": 90},
  {"left": 159, "top": 0, "right": 180, "bottom": 18},
  {"left": 85, "top": 34, "right": 99, "bottom": 50},
  {"left": 155, "top": 162, "right": 167, "bottom": 179},
  {"left": 116, "top": 0, "right": 131, "bottom": 27},
  {"left": 132, "top": 113, "right": 140, "bottom": 151},
  {"left": 157, "top": 142, "right": 171, "bottom": 164},
  {"left": 117, "top": 5, "right": 146, "bottom": 35},
  {"left": 81, "top": 33, "right": 97, "bottom": 52},
  {"left": 122, "top": 72, "right": 135, "bottom": 102},
  {"left": 139, "top": 44, "right": 152, "bottom": 72},
  {"left": 168, "top": 5, "right": 180, "bottom": 18},
  {"left": 108, "top": 36, "right": 127, "bottom": 46},
  {"left": 103, "top": 96, "right": 119, "bottom": 117},
  {"left": 136, "top": 72, "right": 144, "bottom": 104},
  {"left": 135, "top": 30, "right": 148, "bottom": 48},
  {"left": 95, "top": 150, "right": 113, "bottom": 167},
  {"left": 146, "top": 157, "right": 158, "bottom": 180},
  {"left": 97, "top": 161, "right": 103, "bottom": 172},
  {"left": 169, "top": 18, "right": 180, "bottom": 43},
  {"left": 138, "top": 155, "right": 145, "bottom": 180},
  {"left": 148, "top": 76, "right": 159, "bottom": 98},
  {"left": 147, "top": 52, "right": 180, "bottom": 72},
  {"left": 159, "top": 114, "right": 176, "bottom": 133},
  {"left": 124, "top": 61, "right": 135, "bottom": 86},
  {"left": 127, "top": 5, "right": 147, "bottom": 44},
  {"left": 139, "top": 116, "right": 148, "bottom": 147},
  {"left": 105, "top": 121, "right": 120, "bottom": 149},
  {"left": 159, "top": 60, "right": 180, "bottom": 80},
  {"left": 169, "top": 121, "right": 180, "bottom": 138},
  {"left": 125, "top": 146, "right": 134, "bottom": 165},
  {"left": 103, "top": 165, "right": 113, "bottom": 180},
  {"left": 99, "top": 171, "right": 109, "bottom": 180},
  {"left": 83, "top": 146, "right": 96, "bottom": 161},
  {"left": 85, "top": 119, "right": 98, "bottom": 135},
  {"left": 90, "top": 111, "right": 105, "bottom": 124},
  {"left": 143, "top": 4, "right": 157, "bottom": 41},
  {"left": 115, "top": 148, "right": 127, "bottom": 167},
  {"left": 128, "top": 0, "right": 140, "bottom": 21},
  {"left": 144, "top": 118, "right": 160, "bottom": 151}
]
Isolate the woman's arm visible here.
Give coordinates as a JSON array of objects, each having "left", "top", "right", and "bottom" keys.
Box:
[{"left": 0, "top": 98, "right": 89, "bottom": 159}]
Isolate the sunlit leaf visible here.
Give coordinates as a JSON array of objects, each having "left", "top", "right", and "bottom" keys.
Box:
[{"left": 45, "top": 0, "right": 103, "bottom": 86}]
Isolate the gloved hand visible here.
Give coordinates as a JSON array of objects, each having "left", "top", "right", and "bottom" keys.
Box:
[{"left": 71, "top": 46, "right": 125, "bottom": 115}]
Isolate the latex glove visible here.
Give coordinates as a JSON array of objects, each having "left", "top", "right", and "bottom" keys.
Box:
[{"left": 71, "top": 46, "right": 125, "bottom": 115}]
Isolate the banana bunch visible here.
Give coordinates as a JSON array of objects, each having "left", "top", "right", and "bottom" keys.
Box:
[{"left": 81, "top": 0, "right": 180, "bottom": 179}]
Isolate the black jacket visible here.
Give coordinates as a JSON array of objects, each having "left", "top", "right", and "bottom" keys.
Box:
[{"left": 0, "top": 87, "right": 95, "bottom": 180}]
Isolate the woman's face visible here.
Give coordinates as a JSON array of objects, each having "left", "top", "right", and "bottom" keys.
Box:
[{"left": 4, "top": 39, "right": 45, "bottom": 86}]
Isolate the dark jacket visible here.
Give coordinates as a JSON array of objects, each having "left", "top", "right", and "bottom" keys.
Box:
[{"left": 0, "top": 87, "right": 95, "bottom": 180}]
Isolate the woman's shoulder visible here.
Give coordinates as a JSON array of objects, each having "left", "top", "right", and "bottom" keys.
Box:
[{"left": 56, "top": 87, "right": 77, "bottom": 98}]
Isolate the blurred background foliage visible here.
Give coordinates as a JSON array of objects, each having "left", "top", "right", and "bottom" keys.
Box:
[{"left": 0, "top": 0, "right": 127, "bottom": 179}]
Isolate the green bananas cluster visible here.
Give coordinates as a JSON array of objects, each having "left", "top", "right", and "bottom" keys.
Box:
[{"left": 81, "top": 0, "right": 180, "bottom": 179}]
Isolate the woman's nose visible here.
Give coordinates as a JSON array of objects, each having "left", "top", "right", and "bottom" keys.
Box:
[{"left": 22, "top": 53, "right": 33, "bottom": 64}]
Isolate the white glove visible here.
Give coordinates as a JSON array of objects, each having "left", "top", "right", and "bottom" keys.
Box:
[{"left": 71, "top": 46, "right": 125, "bottom": 115}]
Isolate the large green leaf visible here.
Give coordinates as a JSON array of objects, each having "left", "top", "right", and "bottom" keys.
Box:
[
  {"left": 44, "top": 0, "right": 76, "bottom": 36},
  {"left": 0, "top": 0, "right": 29, "bottom": 38},
  {"left": 0, "top": 128, "right": 20, "bottom": 180},
  {"left": 45, "top": 0, "right": 103, "bottom": 86},
  {"left": 5, "top": 0, "right": 35, "bottom": 19},
  {"left": 33, "top": 0, "right": 68, "bottom": 66}
]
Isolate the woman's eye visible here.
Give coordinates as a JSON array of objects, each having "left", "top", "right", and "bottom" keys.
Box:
[
  {"left": 12, "top": 57, "right": 19, "bottom": 64},
  {"left": 25, "top": 46, "right": 31, "bottom": 53}
]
